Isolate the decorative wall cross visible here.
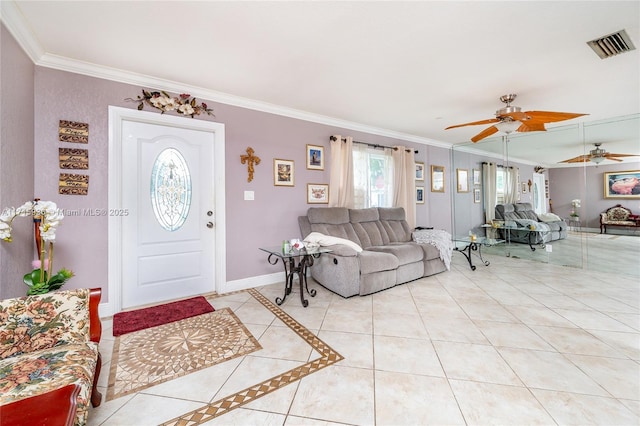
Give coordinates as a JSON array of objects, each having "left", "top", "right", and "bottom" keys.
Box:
[{"left": 240, "top": 147, "right": 261, "bottom": 182}]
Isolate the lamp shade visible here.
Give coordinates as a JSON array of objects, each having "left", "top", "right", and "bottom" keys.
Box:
[
  {"left": 591, "top": 155, "right": 605, "bottom": 164},
  {"left": 495, "top": 120, "right": 521, "bottom": 134}
]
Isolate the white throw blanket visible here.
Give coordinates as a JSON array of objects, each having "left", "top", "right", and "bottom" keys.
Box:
[
  {"left": 412, "top": 229, "right": 454, "bottom": 271},
  {"left": 304, "top": 232, "right": 363, "bottom": 252}
]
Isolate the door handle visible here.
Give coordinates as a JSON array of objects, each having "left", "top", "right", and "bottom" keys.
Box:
[{"left": 206, "top": 222, "right": 214, "bottom": 229}]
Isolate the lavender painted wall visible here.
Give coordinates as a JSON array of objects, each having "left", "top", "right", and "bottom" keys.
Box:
[
  {"left": 550, "top": 162, "right": 640, "bottom": 230},
  {"left": 27, "top": 65, "right": 454, "bottom": 303},
  {"left": 0, "top": 24, "right": 35, "bottom": 299}
]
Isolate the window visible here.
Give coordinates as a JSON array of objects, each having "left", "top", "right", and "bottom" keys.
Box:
[
  {"left": 150, "top": 148, "right": 192, "bottom": 231},
  {"left": 496, "top": 168, "right": 506, "bottom": 205},
  {"left": 352, "top": 147, "right": 394, "bottom": 209}
]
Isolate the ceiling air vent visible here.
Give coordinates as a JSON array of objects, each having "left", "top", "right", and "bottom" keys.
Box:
[{"left": 587, "top": 29, "right": 636, "bottom": 59}]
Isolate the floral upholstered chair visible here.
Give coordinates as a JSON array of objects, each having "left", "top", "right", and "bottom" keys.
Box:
[
  {"left": 600, "top": 204, "right": 638, "bottom": 234},
  {"left": 0, "top": 288, "right": 102, "bottom": 426}
]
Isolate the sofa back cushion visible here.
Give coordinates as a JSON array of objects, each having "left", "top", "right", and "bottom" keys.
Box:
[
  {"left": 514, "top": 203, "right": 539, "bottom": 221},
  {"left": 496, "top": 203, "right": 539, "bottom": 222},
  {"left": 350, "top": 208, "right": 387, "bottom": 248},
  {"left": 307, "top": 207, "right": 361, "bottom": 245},
  {"left": 606, "top": 206, "right": 630, "bottom": 221},
  {"left": 0, "top": 288, "right": 91, "bottom": 360},
  {"left": 378, "top": 207, "right": 412, "bottom": 242}
]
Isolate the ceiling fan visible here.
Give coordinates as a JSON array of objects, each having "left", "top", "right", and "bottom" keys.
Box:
[
  {"left": 445, "top": 94, "right": 588, "bottom": 142},
  {"left": 559, "top": 143, "right": 637, "bottom": 164}
]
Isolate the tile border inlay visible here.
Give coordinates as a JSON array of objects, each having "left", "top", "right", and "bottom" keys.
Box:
[{"left": 159, "top": 288, "right": 344, "bottom": 425}]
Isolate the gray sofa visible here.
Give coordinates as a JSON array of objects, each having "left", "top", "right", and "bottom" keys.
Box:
[
  {"left": 298, "top": 207, "right": 447, "bottom": 297},
  {"left": 495, "top": 203, "right": 567, "bottom": 244}
]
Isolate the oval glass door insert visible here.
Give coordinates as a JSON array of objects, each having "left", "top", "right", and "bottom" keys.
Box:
[{"left": 150, "top": 148, "right": 192, "bottom": 231}]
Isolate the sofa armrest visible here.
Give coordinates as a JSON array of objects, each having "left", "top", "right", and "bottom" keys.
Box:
[
  {"left": 1, "top": 384, "right": 80, "bottom": 426},
  {"left": 89, "top": 288, "right": 102, "bottom": 344},
  {"left": 323, "top": 244, "right": 359, "bottom": 257}
]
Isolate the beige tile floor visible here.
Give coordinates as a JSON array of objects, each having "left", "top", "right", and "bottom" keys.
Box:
[{"left": 90, "top": 250, "right": 640, "bottom": 425}]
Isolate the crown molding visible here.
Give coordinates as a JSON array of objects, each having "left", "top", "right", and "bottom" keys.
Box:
[
  {"left": 1, "top": 1, "right": 449, "bottom": 150},
  {"left": 38, "top": 53, "right": 450, "bottom": 149},
  {"left": 0, "top": 0, "right": 44, "bottom": 61}
]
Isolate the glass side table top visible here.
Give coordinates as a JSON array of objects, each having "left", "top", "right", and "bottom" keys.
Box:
[
  {"left": 452, "top": 236, "right": 504, "bottom": 246},
  {"left": 259, "top": 246, "right": 332, "bottom": 258}
]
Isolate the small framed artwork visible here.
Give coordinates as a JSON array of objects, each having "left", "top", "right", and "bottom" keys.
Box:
[
  {"left": 431, "top": 165, "right": 445, "bottom": 192},
  {"left": 521, "top": 182, "right": 527, "bottom": 193},
  {"left": 456, "top": 168, "right": 469, "bottom": 193},
  {"left": 307, "top": 183, "right": 329, "bottom": 204},
  {"left": 473, "top": 188, "right": 481, "bottom": 203},
  {"left": 416, "top": 186, "right": 425, "bottom": 204},
  {"left": 473, "top": 169, "right": 481, "bottom": 186},
  {"left": 415, "top": 162, "right": 425, "bottom": 181},
  {"left": 604, "top": 170, "right": 640, "bottom": 199},
  {"left": 306, "top": 144, "right": 324, "bottom": 170},
  {"left": 274, "top": 159, "right": 294, "bottom": 186}
]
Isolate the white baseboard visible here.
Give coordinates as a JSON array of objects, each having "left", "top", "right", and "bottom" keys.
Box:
[
  {"left": 99, "top": 272, "right": 285, "bottom": 317},
  {"left": 222, "top": 272, "right": 284, "bottom": 294}
]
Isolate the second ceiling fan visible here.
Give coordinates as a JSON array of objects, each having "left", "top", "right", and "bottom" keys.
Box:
[
  {"left": 446, "top": 94, "right": 588, "bottom": 142},
  {"left": 560, "top": 143, "right": 637, "bottom": 164}
]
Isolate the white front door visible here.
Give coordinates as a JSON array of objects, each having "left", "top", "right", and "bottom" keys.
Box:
[
  {"left": 121, "top": 120, "right": 214, "bottom": 308},
  {"left": 109, "top": 107, "right": 226, "bottom": 313}
]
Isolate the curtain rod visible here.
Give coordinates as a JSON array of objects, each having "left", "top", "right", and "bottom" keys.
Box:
[
  {"left": 481, "top": 162, "right": 513, "bottom": 169},
  {"left": 329, "top": 136, "right": 418, "bottom": 154}
]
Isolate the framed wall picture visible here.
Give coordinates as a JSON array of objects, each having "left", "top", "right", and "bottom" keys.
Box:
[
  {"left": 274, "top": 159, "right": 294, "bottom": 186},
  {"left": 473, "top": 188, "right": 481, "bottom": 203},
  {"left": 431, "top": 165, "right": 445, "bottom": 192},
  {"left": 604, "top": 170, "right": 640, "bottom": 199},
  {"left": 415, "top": 162, "right": 425, "bottom": 181},
  {"left": 473, "top": 169, "right": 481, "bottom": 186},
  {"left": 456, "top": 168, "right": 469, "bottom": 193},
  {"left": 521, "top": 182, "right": 527, "bottom": 193},
  {"left": 306, "top": 144, "right": 324, "bottom": 170},
  {"left": 307, "top": 183, "right": 329, "bottom": 204},
  {"left": 416, "top": 186, "right": 425, "bottom": 204}
]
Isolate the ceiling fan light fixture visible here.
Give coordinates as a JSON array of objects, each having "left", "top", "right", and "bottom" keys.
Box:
[
  {"left": 495, "top": 120, "right": 521, "bottom": 134},
  {"left": 591, "top": 156, "right": 605, "bottom": 164}
]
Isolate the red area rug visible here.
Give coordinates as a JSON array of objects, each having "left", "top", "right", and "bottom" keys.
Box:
[{"left": 113, "top": 296, "right": 214, "bottom": 337}]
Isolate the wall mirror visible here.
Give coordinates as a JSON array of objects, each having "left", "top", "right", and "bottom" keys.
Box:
[{"left": 451, "top": 113, "right": 639, "bottom": 278}]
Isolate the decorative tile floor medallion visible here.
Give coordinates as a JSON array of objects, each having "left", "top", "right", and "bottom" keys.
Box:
[
  {"left": 107, "top": 307, "right": 261, "bottom": 401},
  {"left": 159, "top": 289, "right": 345, "bottom": 426}
]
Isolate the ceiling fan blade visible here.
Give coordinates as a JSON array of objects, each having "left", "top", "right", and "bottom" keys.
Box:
[
  {"left": 471, "top": 125, "right": 499, "bottom": 143},
  {"left": 606, "top": 153, "right": 637, "bottom": 158},
  {"left": 516, "top": 120, "right": 547, "bottom": 132},
  {"left": 524, "top": 111, "right": 588, "bottom": 123},
  {"left": 445, "top": 118, "right": 499, "bottom": 130},
  {"left": 605, "top": 157, "right": 624, "bottom": 162},
  {"left": 559, "top": 155, "right": 590, "bottom": 163}
]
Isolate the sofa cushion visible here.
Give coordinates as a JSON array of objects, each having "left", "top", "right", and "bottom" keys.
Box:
[
  {"left": 308, "top": 207, "right": 350, "bottom": 224},
  {"left": 0, "top": 341, "right": 99, "bottom": 425},
  {"left": 350, "top": 208, "right": 389, "bottom": 248},
  {"left": 379, "top": 208, "right": 412, "bottom": 243},
  {"left": 0, "top": 289, "right": 91, "bottom": 360},
  {"left": 514, "top": 203, "right": 539, "bottom": 221},
  {"left": 358, "top": 250, "right": 399, "bottom": 274},
  {"left": 367, "top": 243, "right": 424, "bottom": 265}
]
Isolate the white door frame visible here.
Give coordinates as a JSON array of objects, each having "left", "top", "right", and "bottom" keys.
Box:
[{"left": 107, "top": 106, "right": 226, "bottom": 316}]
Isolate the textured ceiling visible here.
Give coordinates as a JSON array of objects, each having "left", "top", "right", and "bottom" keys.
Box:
[{"left": 3, "top": 1, "right": 639, "bottom": 166}]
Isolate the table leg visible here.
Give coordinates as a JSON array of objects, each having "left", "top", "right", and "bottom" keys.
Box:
[
  {"left": 455, "top": 243, "right": 477, "bottom": 271},
  {"left": 297, "top": 255, "right": 317, "bottom": 307},
  {"left": 270, "top": 254, "right": 295, "bottom": 305}
]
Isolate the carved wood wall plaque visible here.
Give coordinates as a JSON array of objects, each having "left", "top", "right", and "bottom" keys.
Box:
[
  {"left": 59, "top": 148, "right": 89, "bottom": 169},
  {"left": 59, "top": 120, "right": 89, "bottom": 143},
  {"left": 59, "top": 173, "right": 89, "bottom": 195}
]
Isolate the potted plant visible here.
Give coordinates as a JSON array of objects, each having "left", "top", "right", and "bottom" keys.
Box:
[{"left": 0, "top": 199, "right": 74, "bottom": 295}]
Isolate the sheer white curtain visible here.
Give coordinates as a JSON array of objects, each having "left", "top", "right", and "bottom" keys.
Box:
[
  {"left": 504, "top": 167, "right": 519, "bottom": 204},
  {"left": 483, "top": 162, "right": 498, "bottom": 227},
  {"left": 392, "top": 146, "right": 416, "bottom": 229},
  {"left": 329, "top": 135, "right": 354, "bottom": 208}
]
